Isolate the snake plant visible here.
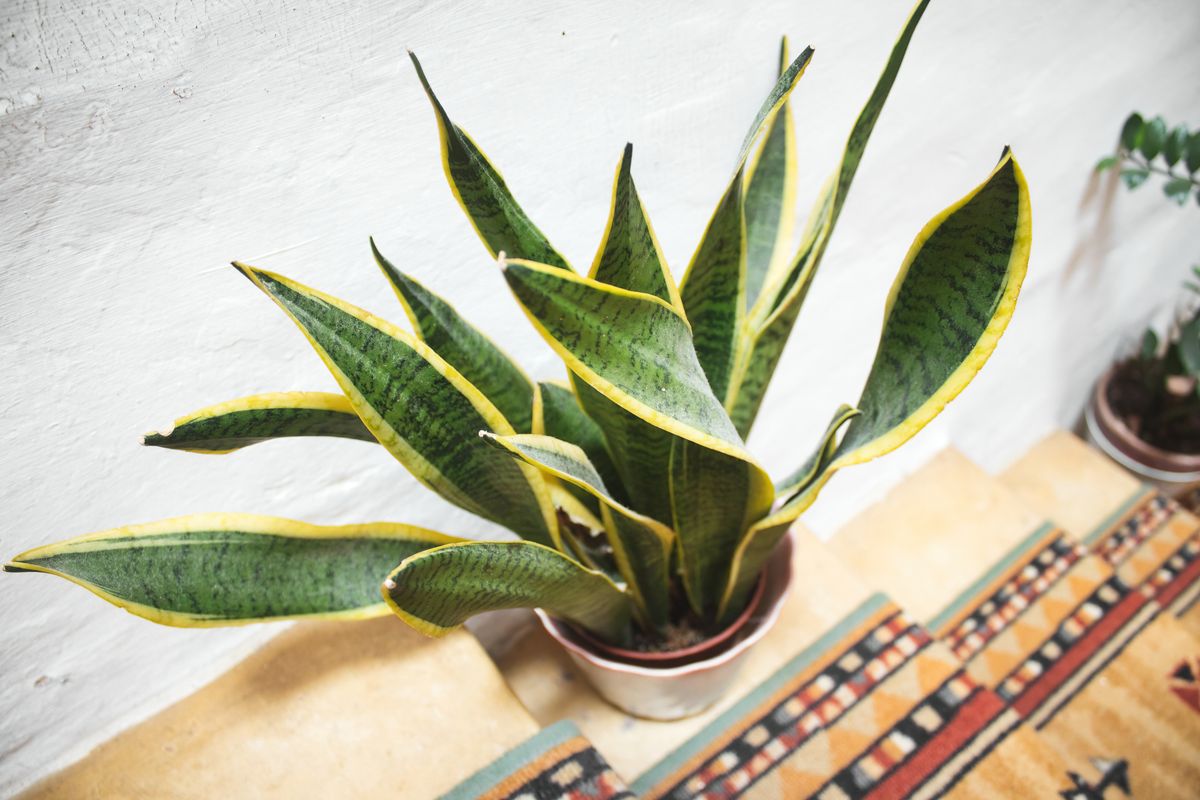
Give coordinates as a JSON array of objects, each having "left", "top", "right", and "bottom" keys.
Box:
[{"left": 6, "top": 0, "right": 1031, "bottom": 648}]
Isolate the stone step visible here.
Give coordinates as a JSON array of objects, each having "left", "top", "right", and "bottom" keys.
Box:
[{"left": 17, "top": 619, "right": 540, "bottom": 799}]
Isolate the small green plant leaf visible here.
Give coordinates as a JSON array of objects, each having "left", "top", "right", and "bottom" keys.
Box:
[
  {"left": 1120, "top": 112, "right": 1145, "bottom": 151},
  {"left": 142, "top": 392, "right": 376, "bottom": 453},
  {"left": 668, "top": 438, "right": 773, "bottom": 619},
  {"left": 1140, "top": 328, "right": 1159, "bottom": 360},
  {"left": 1164, "top": 125, "right": 1189, "bottom": 166},
  {"left": 744, "top": 37, "right": 799, "bottom": 311},
  {"left": 4, "top": 515, "right": 460, "bottom": 626},
  {"left": 234, "top": 263, "right": 558, "bottom": 546},
  {"left": 372, "top": 239, "right": 535, "bottom": 432},
  {"left": 482, "top": 432, "right": 672, "bottom": 628},
  {"left": 383, "top": 540, "right": 633, "bottom": 645},
  {"left": 1094, "top": 155, "right": 1118, "bottom": 173},
  {"left": 1139, "top": 115, "right": 1167, "bottom": 161},
  {"left": 1120, "top": 167, "right": 1151, "bottom": 190},
  {"left": 408, "top": 52, "right": 569, "bottom": 269},
  {"left": 589, "top": 144, "right": 683, "bottom": 312},
  {"left": 732, "top": 0, "right": 934, "bottom": 438},
  {"left": 1164, "top": 176, "right": 1194, "bottom": 205},
  {"left": 1187, "top": 131, "right": 1200, "bottom": 174},
  {"left": 1178, "top": 314, "right": 1200, "bottom": 380}
]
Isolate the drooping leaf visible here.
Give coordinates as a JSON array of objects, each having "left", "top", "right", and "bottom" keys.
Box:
[
  {"left": 1139, "top": 116, "right": 1167, "bottom": 161},
  {"left": 723, "top": 149, "right": 1031, "bottom": 618},
  {"left": 482, "top": 432, "right": 672, "bottom": 628},
  {"left": 1164, "top": 177, "right": 1194, "bottom": 205},
  {"left": 744, "top": 37, "right": 799, "bottom": 310},
  {"left": 681, "top": 45, "right": 814, "bottom": 403},
  {"left": 731, "top": 0, "right": 933, "bottom": 438},
  {"left": 1120, "top": 167, "right": 1150, "bottom": 190},
  {"left": 234, "top": 263, "right": 558, "bottom": 547},
  {"left": 142, "top": 392, "right": 375, "bottom": 453},
  {"left": 408, "top": 52, "right": 569, "bottom": 269},
  {"left": 667, "top": 438, "right": 773, "bottom": 619},
  {"left": 4, "top": 514, "right": 460, "bottom": 626},
  {"left": 537, "top": 380, "right": 624, "bottom": 505},
  {"left": 1164, "top": 125, "right": 1189, "bottom": 166},
  {"left": 589, "top": 144, "right": 683, "bottom": 311},
  {"left": 372, "top": 239, "right": 535, "bottom": 432},
  {"left": 383, "top": 540, "right": 632, "bottom": 645},
  {"left": 1120, "top": 112, "right": 1145, "bottom": 151}
]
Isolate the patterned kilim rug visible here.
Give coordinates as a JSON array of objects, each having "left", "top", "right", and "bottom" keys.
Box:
[{"left": 439, "top": 720, "right": 634, "bottom": 800}]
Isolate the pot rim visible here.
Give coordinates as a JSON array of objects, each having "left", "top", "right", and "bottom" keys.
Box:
[
  {"left": 534, "top": 533, "right": 793, "bottom": 679},
  {"left": 563, "top": 571, "right": 768, "bottom": 664},
  {"left": 1088, "top": 368, "right": 1200, "bottom": 480}
]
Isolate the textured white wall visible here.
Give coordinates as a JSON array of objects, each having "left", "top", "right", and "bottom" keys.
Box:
[{"left": 2, "top": 0, "right": 1198, "bottom": 793}]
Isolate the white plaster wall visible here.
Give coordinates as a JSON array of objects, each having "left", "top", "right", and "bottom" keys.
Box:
[{"left": 1, "top": 0, "right": 1197, "bottom": 792}]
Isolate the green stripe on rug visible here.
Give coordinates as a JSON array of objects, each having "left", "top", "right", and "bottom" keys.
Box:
[
  {"left": 438, "top": 719, "right": 579, "bottom": 800},
  {"left": 1081, "top": 484, "right": 1156, "bottom": 546},
  {"left": 631, "top": 592, "right": 891, "bottom": 795},
  {"left": 927, "top": 521, "right": 1057, "bottom": 636}
]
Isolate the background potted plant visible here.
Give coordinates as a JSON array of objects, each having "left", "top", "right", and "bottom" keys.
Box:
[
  {"left": 4, "top": 0, "right": 1030, "bottom": 719},
  {"left": 1089, "top": 114, "right": 1200, "bottom": 493}
]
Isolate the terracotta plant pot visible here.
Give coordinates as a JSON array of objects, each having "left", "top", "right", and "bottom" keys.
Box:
[
  {"left": 1085, "top": 367, "right": 1200, "bottom": 493},
  {"left": 535, "top": 534, "right": 793, "bottom": 720}
]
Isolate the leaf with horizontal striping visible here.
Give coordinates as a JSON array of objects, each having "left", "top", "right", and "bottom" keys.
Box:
[
  {"left": 384, "top": 540, "right": 633, "bottom": 645},
  {"left": 142, "top": 391, "right": 376, "bottom": 454},
  {"left": 668, "top": 437, "right": 773, "bottom": 620},
  {"left": 372, "top": 238, "right": 535, "bottom": 432},
  {"left": 590, "top": 144, "right": 682, "bottom": 312},
  {"left": 3, "top": 514, "right": 461, "bottom": 626},
  {"left": 732, "top": 0, "right": 933, "bottom": 437},
  {"left": 682, "top": 45, "right": 813, "bottom": 403},
  {"left": 502, "top": 258, "right": 748, "bottom": 460},
  {"left": 482, "top": 432, "right": 672, "bottom": 630},
  {"left": 722, "top": 150, "right": 1031, "bottom": 619},
  {"left": 743, "top": 37, "right": 798, "bottom": 311},
  {"left": 409, "top": 52, "right": 569, "bottom": 269},
  {"left": 234, "top": 263, "right": 558, "bottom": 547},
  {"left": 773, "top": 404, "right": 860, "bottom": 498},
  {"left": 537, "top": 380, "right": 623, "bottom": 506}
]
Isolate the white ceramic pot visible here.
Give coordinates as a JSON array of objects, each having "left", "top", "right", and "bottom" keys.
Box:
[{"left": 535, "top": 534, "right": 793, "bottom": 720}]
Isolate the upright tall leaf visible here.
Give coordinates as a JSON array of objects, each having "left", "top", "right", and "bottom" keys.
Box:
[
  {"left": 4, "top": 515, "right": 460, "bottom": 626},
  {"left": 234, "top": 263, "right": 557, "bottom": 546},
  {"left": 143, "top": 392, "right": 375, "bottom": 453},
  {"left": 372, "top": 239, "right": 535, "bottom": 431},
  {"left": 681, "top": 45, "right": 814, "bottom": 403},
  {"left": 409, "top": 52, "right": 569, "bottom": 269},
  {"left": 383, "top": 541, "right": 632, "bottom": 645},
  {"left": 744, "top": 37, "right": 799, "bottom": 310},
  {"left": 590, "top": 144, "right": 683, "bottom": 312},
  {"left": 721, "top": 149, "right": 1032, "bottom": 618},
  {"left": 668, "top": 438, "right": 772, "bottom": 619},
  {"left": 731, "top": 0, "right": 933, "bottom": 437},
  {"left": 482, "top": 432, "right": 673, "bottom": 629}
]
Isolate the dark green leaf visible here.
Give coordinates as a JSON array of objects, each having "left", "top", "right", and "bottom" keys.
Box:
[
  {"left": 1164, "top": 177, "right": 1193, "bottom": 205},
  {"left": 1164, "top": 125, "right": 1189, "bottom": 166},
  {"left": 1140, "top": 328, "right": 1159, "bottom": 360},
  {"left": 1140, "top": 116, "right": 1167, "bottom": 161},
  {"left": 1120, "top": 112, "right": 1145, "bottom": 151},
  {"left": 1187, "top": 131, "right": 1200, "bottom": 173},
  {"left": 1121, "top": 167, "right": 1150, "bottom": 190}
]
